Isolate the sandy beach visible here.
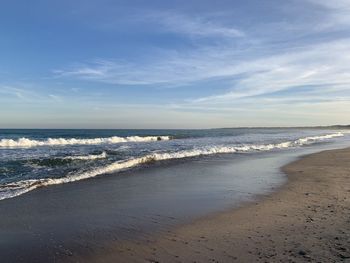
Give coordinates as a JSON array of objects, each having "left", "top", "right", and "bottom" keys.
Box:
[
  {"left": 3, "top": 0, "right": 350, "bottom": 261},
  {"left": 79, "top": 147, "right": 350, "bottom": 263}
]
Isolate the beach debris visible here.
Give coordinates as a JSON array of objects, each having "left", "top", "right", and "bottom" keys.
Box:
[{"left": 306, "top": 216, "right": 314, "bottom": 222}]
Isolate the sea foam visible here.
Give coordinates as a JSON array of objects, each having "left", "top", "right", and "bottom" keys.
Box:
[
  {"left": 63, "top": 151, "right": 107, "bottom": 160},
  {"left": 0, "top": 136, "right": 171, "bottom": 148}
]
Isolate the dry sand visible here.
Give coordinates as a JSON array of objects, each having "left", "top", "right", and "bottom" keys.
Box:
[{"left": 76, "top": 147, "right": 350, "bottom": 262}]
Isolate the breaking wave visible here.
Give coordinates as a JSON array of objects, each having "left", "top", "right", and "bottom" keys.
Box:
[
  {"left": 0, "top": 132, "right": 345, "bottom": 201},
  {"left": 0, "top": 136, "right": 171, "bottom": 148},
  {"left": 63, "top": 151, "right": 107, "bottom": 160}
]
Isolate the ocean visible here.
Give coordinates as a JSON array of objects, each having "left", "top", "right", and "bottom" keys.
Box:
[{"left": 0, "top": 128, "right": 348, "bottom": 201}]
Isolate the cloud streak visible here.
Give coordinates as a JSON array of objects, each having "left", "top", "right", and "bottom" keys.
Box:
[
  {"left": 55, "top": 37, "right": 350, "bottom": 104},
  {"left": 50, "top": 1, "right": 350, "bottom": 126},
  {"left": 145, "top": 12, "right": 245, "bottom": 39}
]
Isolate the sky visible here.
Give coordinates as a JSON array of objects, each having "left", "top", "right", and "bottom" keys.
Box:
[{"left": 1, "top": 0, "right": 350, "bottom": 128}]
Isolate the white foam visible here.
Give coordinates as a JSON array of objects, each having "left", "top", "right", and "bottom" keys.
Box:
[
  {"left": 0, "top": 132, "right": 345, "bottom": 201},
  {"left": 63, "top": 151, "right": 107, "bottom": 160},
  {"left": 0, "top": 136, "right": 171, "bottom": 148}
]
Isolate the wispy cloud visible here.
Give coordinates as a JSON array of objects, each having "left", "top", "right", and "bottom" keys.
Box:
[
  {"left": 55, "top": 37, "right": 350, "bottom": 102},
  {"left": 48, "top": 94, "right": 63, "bottom": 102},
  {"left": 54, "top": 10, "right": 249, "bottom": 85},
  {"left": 304, "top": 0, "right": 350, "bottom": 31},
  {"left": 54, "top": 2, "right": 350, "bottom": 120},
  {"left": 145, "top": 12, "right": 245, "bottom": 39},
  {"left": 0, "top": 84, "right": 65, "bottom": 104},
  {"left": 0, "top": 86, "right": 34, "bottom": 101},
  {"left": 91, "top": 8, "right": 245, "bottom": 40},
  {"left": 194, "top": 40, "right": 350, "bottom": 102}
]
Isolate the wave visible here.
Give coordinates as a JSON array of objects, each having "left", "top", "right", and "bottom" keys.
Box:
[
  {"left": 0, "top": 132, "right": 345, "bottom": 201},
  {"left": 63, "top": 151, "right": 107, "bottom": 160},
  {"left": 0, "top": 136, "right": 171, "bottom": 148}
]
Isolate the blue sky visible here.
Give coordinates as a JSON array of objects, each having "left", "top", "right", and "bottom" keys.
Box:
[{"left": 1, "top": 0, "right": 350, "bottom": 128}]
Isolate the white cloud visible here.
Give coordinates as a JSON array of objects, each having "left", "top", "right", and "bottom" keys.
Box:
[
  {"left": 48, "top": 94, "right": 62, "bottom": 102},
  {"left": 55, "top": 38, "right": 350, "bottom": 104},
  {"left": 193, "top": 39, "right": 350, "bottom": 102},
  {"left": 0, "top": 86, "right": 36, "bottom": 101},
  {"left": 53, "top": 4, "right": 350, "bottom": 126},
  {"left": 146, "top": 12, "right": 245, "bottom": 39},
  {"left": 307, "top": 0, "right": 350, "bottom": 10},
  {"left": 305, "top": 0, "right": 350, "bottom": 31}
]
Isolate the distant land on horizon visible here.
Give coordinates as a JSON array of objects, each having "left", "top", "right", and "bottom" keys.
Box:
[{"left": 0, "top": 125, "right": 349, "bottom": 131}]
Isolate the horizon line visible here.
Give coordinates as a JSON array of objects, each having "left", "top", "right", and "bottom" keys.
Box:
[{"left": 0, "top": 125, "right": 349, "bottom": 130}]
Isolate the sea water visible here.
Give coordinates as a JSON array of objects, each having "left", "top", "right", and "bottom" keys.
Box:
[{"left": 0, "top": 128, "right": 348, "bottom": 201}]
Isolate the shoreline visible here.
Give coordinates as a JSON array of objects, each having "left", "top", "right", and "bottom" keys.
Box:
[{"left": 79, "top": 147, "right": 350, "bottom": 262}]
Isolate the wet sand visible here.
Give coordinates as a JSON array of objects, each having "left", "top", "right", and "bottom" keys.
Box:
[
  {"left": 0, "top": 151, "right": 288, "bottom": 262},
  {"left": 82, "top": 147, "right": 350, "bottom": 262}
]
